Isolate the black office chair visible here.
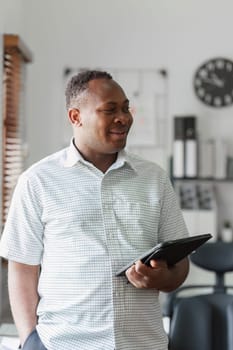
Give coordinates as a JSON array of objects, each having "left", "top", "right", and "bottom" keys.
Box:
[{"left": 163, "top": 241, "right": 233, "bottom": 350}]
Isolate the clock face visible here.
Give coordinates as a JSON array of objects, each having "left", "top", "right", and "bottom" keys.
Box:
[{"left": 193, "top": 57, "right": 233, "bottom": 107}]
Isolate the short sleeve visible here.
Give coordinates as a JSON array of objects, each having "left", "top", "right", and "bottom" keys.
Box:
[
  {"left": 0, "top": 173, "right": 44, "bottom": 265},
  {"left": 158, "top": 174, "right": 189, "bottom": 242}
]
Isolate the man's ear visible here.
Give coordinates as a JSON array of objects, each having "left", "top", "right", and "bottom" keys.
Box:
[{"left": 68, "top": 108, "right": 82, "bottom": 126}]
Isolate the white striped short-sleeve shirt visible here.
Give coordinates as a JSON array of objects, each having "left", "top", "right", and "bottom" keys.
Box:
[{"left": 0, "top": 141, "right": 188, "bottom": 350}]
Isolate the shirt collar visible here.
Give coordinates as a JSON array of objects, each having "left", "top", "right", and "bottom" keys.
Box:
[
  {"left": 63, "top": 138, "right": 137, "bottom": 172},
  {"left": 63, "top": 139, "right": 83, "bottom": 167}
]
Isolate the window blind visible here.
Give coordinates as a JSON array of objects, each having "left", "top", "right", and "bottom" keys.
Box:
[{"left": 2, "top": 34, "right": 32, "bottom": 227}]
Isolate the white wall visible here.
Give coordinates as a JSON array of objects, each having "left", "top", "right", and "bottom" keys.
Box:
[
  {"left": 0, "top": 0, "right": 23, "bottom": 33},
  {"left": 20, "top": 0, "right": 233, "bottom": 161}
]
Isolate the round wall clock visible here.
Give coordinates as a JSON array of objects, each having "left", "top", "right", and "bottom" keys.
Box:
[{"left": 193, "top": 57, "right": 233, "bottom": 108}]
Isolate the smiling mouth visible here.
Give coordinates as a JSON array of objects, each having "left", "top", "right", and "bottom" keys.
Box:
[
  {"left": 109, "top": 131, "right": 128, "bottom": 140},
  {"left": 109, "top": 129, "right": 128, "bottom": 135}
]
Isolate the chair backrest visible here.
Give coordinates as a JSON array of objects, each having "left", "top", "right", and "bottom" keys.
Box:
[
  {"left": 169, "top": 293, "right": 233, "bottom": 350},
  {"left": 164, "top": 242, "right": 233, "bottom": 350}
]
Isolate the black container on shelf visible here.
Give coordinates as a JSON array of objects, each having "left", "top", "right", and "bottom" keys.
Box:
[{"left": 172, "top": 116, "right": 197, "bottom": 178}]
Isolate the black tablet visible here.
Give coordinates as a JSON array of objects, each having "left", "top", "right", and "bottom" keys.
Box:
[{"left": 115, "top": 233, "right": 212, "bottom": 277}]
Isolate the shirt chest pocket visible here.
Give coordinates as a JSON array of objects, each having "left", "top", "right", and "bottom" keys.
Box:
[{"left": 113, "top": 199, "right": 161, "bottom": 239}]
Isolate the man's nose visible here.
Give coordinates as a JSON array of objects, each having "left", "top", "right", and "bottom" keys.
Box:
[{"left": 114, "top": 111, "right": 132, "bottom": 124}]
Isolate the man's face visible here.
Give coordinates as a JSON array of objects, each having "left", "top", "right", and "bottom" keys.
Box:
[{"left": 72, "top": 79, "right": 133, "bottom": 156}]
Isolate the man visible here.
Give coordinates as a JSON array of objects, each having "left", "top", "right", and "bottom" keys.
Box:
[{"left": 0, "top": 70, "right": 189, "bottom": 350}]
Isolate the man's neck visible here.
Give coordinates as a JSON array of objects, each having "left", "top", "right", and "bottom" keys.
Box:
[{"left": 73, "top": 139, "right": 117, "bottom": 173}]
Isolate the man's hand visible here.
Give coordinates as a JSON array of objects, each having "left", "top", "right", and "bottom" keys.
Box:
[{"left": 125, "top": 258, "right": 189, "bottom": 292}]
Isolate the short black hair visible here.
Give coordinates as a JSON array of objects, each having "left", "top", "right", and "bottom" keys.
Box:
[{"left": 65, "top": 69, "right": 112, "bottom": 109}]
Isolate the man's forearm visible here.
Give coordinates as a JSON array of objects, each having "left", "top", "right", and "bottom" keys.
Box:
[{"left": 8, "top": 261, "right": 40, "bottom": 345}]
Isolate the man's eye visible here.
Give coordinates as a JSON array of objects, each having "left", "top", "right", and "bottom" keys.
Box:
[{"left": 103, "top": 109, "right": 115, "bottom": 114}]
